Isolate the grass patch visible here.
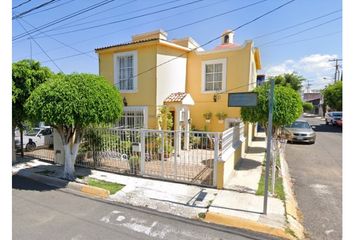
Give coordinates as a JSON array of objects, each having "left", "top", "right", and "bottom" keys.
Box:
[
  {"left": 285, "top": 227, "right": 296, "bottom": 238},
  {"left": 198, "top": 212, "right": 206, "bottom": 219},
  {"left": 87, "top": 178, "right": 125, "bottom": 195},
  {"left": 256, "top": 157, "right": 285, "bottom": 200}
]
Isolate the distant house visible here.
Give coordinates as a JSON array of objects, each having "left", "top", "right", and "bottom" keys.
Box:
[{"left": 303, "top": 93, "right": 323, "bottom": 115}]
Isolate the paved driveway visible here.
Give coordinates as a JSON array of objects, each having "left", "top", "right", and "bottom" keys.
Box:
[{"left": 285, "top": 116, "right": 342, "bottom": 239}]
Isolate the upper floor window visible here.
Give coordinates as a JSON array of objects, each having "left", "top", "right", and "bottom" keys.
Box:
[
  {"left": 202, "top": 59, "right": 227, "bottom": 93},
  {"left": 114, "top": 51, "right": 137, "bottom": 92}
]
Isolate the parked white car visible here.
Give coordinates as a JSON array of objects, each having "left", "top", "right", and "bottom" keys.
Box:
[
  {"left": 325, "top": 111, "right": 342, "bottom": 126},
  {"left": 15, "top": 127, "right": 53, "bottom": 151}
]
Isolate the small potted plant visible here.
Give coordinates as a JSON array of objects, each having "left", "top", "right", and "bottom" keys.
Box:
[
  {"left": 216, "top": 112, "right": 227, "bottom": 124},
  {"left": 203, "top": 112, "right": 212, "bottom": 123}
]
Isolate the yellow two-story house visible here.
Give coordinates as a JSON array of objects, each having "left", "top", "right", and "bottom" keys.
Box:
[{"left": 95, "top": 29, "right": 261, "bottom": 140}]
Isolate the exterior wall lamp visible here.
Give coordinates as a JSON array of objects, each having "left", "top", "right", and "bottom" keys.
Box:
[{"left": 123, "top": 97, "right": 128, "bottom": 106}]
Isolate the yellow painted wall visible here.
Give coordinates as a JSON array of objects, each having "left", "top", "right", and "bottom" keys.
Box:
[
  {"left": 98, "top": 43, "right": 158, "bottom": 129},
  {"left": 186, "top": 41, "right": 254, "bottom": 132}
]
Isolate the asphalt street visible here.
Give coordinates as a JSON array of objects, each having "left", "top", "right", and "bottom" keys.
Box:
[
  {"left": 12, "top": 175, "right": 276, "bottom": 240},
  {"left": 285, "top": 116, "right": 342, "bottom": 240}
]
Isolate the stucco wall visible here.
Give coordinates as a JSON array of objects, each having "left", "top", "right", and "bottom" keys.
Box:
[
  {"left": 156, "top": 45, "right": 187, "bottom": 106},
  {"left": 186, "top": 41, "right": 254, "bottom": 132},
  {"left": 98, "top": 44, "right": 158, "bottom": 128}
]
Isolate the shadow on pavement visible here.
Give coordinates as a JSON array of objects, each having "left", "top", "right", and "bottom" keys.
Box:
[
  {"left": 13, "top": 162, "right": 94, "bottom": 192},
  {"left": 252, "top": 136, "right": 266, "bottom": 142},
  {"left": 246, "top": 146, "right": 266, "bottom": 154},
  {"left": 313, "top": 124, "right": 342, "bottom": 133},
  {"left": 236, "top": 158, "right": 262, "bottom": 171},
  {"left": 12, "top": 175, "right": 59, "bottom": 191}
]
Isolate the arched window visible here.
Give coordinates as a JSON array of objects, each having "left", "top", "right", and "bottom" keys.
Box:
[{"left": 224, "top": 35, "right": 229, "bottom": 44}]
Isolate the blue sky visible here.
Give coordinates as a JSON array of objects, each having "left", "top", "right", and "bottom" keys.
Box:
[{"left": 12, "top": 0, "right": 342, "bottom": 90}]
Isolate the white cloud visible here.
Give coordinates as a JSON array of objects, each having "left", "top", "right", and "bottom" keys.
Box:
[{"left": 264, "top": 54, "right": 338, "bottom": 90}]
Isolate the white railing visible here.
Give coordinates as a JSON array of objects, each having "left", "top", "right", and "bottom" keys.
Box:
[{"left": 220, "top": 122, "right": 245, "bottom": 159}]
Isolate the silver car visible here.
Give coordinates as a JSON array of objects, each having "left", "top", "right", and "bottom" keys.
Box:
[{"left": 285, "top": 120, "right": 316, "bottom": 144}]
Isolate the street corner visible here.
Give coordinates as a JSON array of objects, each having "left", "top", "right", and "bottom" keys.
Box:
[{"left": 203, "top": 212, "right": 295, "bottom": 240}]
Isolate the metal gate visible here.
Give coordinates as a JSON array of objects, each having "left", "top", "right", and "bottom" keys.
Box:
[{"left": 75, "top": 128, "right": 220, "bottom": 187}]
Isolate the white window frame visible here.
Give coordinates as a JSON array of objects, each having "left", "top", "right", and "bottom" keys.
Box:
[
  {"left": 113, "top": 51, "right": 138, "bottom": 93},
  {"left": 201, "top": 58, "right": 227, "bottom": 93},
  {"left": 116, "top": 106, "right": 148, "bottom": 129}
]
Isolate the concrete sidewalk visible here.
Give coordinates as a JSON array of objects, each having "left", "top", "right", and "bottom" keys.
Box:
[{"left": 12, "top": 132, "right": 298, "bottom": 239}]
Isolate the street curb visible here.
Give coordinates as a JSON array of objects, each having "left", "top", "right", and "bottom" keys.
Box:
[
  {"left": 15, "top": 171, "right": 110, "bottom": 199},
  {"left": 279, "top": 153, "right": 306, "bottom": 239},
  {"left": 204, "top": 212, "right": 294, "bottom": 240}
]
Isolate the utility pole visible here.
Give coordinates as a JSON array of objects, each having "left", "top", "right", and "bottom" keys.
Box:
[
  {"left": 263, "top": 79, "right": 275, "bottom": 215},
  {"left": 329, "top": 58, "right": 342, "bottom": 82}
]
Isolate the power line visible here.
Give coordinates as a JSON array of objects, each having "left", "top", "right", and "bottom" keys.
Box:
[
  {"left": 261, "top": 30, "right": 341, "bottom": 48},
  {"left": 12, "top": 0, "right": 32, "bottom": 9},
  {"left": 258, "top": 16, "right": 341, "bottom": 47},
  {"left": 46, "top": 0, "right": 180, "bottom": 33},
  {"left": 166, "top": 0, "right": 268, "bottom": 32},
  {"left": 20, "top": 18, "right": 97, "bottom": 60},
  {"left": 253, "top": 9, "right": 341, "bottom": 39},
  {"left": 41, "top": 50, "right": 95, "bottom": 63},
  {"left": 24, "top": 0, "right": 231, "bottom": 59},
  {"left": 13, "top": 0, "right": 60, "bottom": 19},
  {"left": 38, "top": 0, "right": 295, "bottom": 73},
  {"left": 36, "top": 0, "right": 205, "bottom": 36},
  {"left": 43, "top": 0, "right": 267, "bottom": 37},
  {"left": 15, "top": 18, "right": 63, "bottom": 72},
  {"left": 13, "top": 0, "right": 116, "bottom": 41},
  {"left": 24, "top": 0, "right": 77, "bottom": 17},
  {"left": 132, "top": 0, "right": 296, "bottom": 80}
]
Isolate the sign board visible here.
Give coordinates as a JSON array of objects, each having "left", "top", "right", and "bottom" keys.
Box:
[
  {"left": 132, "top": 143, "right": 141, "bottom": 152},
  {"left": 228, "top": 92, "right": 258, "bottom": 107}
]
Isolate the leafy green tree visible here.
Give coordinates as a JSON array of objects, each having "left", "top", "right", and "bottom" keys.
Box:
[
  {"left": 302, "top": 102, "right": 314, "bottom": 112},
  {"left": 241, "top": 85, "right": 303, "bottom": 136},
  {"left": 12, "top": 59, "right": 53, "bottom": 161},
  {"left": 323, "top": 81, "right": 342, "bottom": 111},
  {"left": 268, "top": 73, "right": 305, "bottom": 91},
  {"left": 25, "top": 73, "right": 123, "bottom": 180}
]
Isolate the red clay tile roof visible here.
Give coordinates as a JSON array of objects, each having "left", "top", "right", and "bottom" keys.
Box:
[
  {"left": 95, "top": 38, "right": 159, "bottom": 51},
  {"left": 164, "top": 92, "right": 188, "bottom": 103}
]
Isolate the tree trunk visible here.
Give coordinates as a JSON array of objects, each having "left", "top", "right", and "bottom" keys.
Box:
[
  {"left": 20, "top": 128, "right": 24, "bottom": 157},
  {"left": 63, "top": 144, "right": 75, "bottom": 180},
  {"left": 59, "top": 127, "right": 82, "bottom": 180},
  {"left": 12, "top": 126, "right": 16, "bottom": 163}
]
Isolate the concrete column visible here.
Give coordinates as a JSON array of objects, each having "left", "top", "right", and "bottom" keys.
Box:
[
  {"left": 175, "top": 106, "right": 181, "bottom": 155},
  {"left": 183, "top": 106, "right": 190, "bottom": 150}
]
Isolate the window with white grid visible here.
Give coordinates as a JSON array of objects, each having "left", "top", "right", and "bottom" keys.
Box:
[
  {"left": 116, "top": 106, "right": 147, "bottom": 129},
  {"left": 202, "top": 59, "right": 226, "bottom": 93},
  {"left": 114, "top": 51, "right": 137, "bottom": 92}
]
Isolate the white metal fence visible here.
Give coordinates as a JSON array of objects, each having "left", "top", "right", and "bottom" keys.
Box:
[
  {"left": 76, "top": 129, "right": 217, "bottom": 186},
  {"left": 74, "top": 126, "right": 243, "bottom": 187}
]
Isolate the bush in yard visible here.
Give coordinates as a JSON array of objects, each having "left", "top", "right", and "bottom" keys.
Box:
[
  {"left": 241, "top": 85, "right": 303, "bottom": 137},
  {"left": 25, "top": 73, "right": 123, "bottom": 180},
  {"left": 302, "top": 102, "right": 314, "bottom": 112}
]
